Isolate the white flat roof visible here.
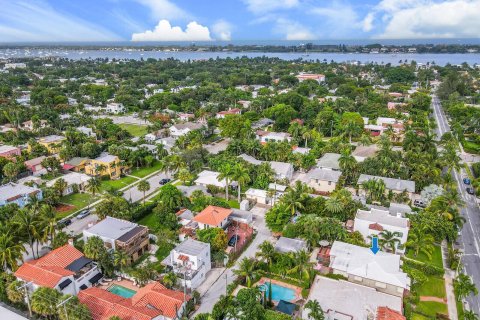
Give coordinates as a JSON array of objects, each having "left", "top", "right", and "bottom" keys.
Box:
[{"left": 84, "top": 216, "right": 138, "bottom": 240}]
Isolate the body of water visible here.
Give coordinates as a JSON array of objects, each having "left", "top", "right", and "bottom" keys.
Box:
[{"left": 1, "top": 48, "right": 479, "bottom": 66}]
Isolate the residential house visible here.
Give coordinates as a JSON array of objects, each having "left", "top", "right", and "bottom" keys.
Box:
[
  {"left": 317, "top": 153, "right": 341, "bottom": 171},
  {"left": 46, "top": 172, "right": 92, "bottom": 196},
  {"left": 354, "top": 207, "right": 410, "bottom": 253},
  {"left": 77, "top": 126, "right": 96, "bottom": 138},
  {"left": 169, "top": 122, "right": 204, "bottom": 137},
  {"left": 306, "top": 168, "right": 342, "bottom": 193},
  {"left": 194, "top": 170, "right": 230, "bottom": 189},
  {"left": 0, "top": 145, "right": 21, "bottom": 159},
  {"left": 78, "top": 282, "right": 188, "bottom": 320},
  {"left": 35, "top": 135, "right": 66, "bottom": 154},
  {"left": 216, "top": 108, "right": 241, "bottom": 119},
  {"left": 251, "top": 118, "right": 274, "bottom": 130},
  {"left": 105, "top": 102, "right": 125, "bottom": 114},
  {"left": 14, "top": 244, "right": 101, "bottom": 296},
  {"left": 83, "top": 217, "right": 150, "bottom": 264},
  {"left": 162, "top": 238, "right": 211, "bottom": 290},
  {"left": 376, "top": 117, "right": 404, "bottom": 132},
  {"left": 63, "top": 157, "right": 89, "bottom": 172},
  {"left": 292, "top": 146, "right": 311, "bottom": 155},
  {"left": 274, "top": 237, "right": 308, "bottom": 254},
  {"left": 85, "top": 153, "right": 122, "bottom": 179},
  {"left": 365, "top": 124, "right": 385, "bottom": 136},
  {"left": 357, "top": 174, "right": 416, "bottom": 200},
  {"left": 256, "top": 131, "right": 291, "bottom": 144},
  {"left": 0, "top": 183, "right": 43, "bottom": 208},
  {"left": 302, "top": 276, "right": 404, "bottom": 320},
  {"left": 296, "top": 73, "right": 326, "bottom": 83},
  {"left": 21, "top": 120, "right": 48, "bottom": 131},
  {"left": 352, "top": 145, "right": 379, "bottom": 162},
  {"left": 270, "top": 161, "right": 294, "bottom": 181},
  {"left": 144, "top": 130, "right": 163, "bottom": 143},
  {"left": 193, "top": 205, "right": 233, "bottom": 230},
  {"left": 179, "top": 113, "right": 195, "bottom": 121},
  {"left": 237, "top": 100, "right": 251, "bottom": 109},
  {"left": 328, "top": 241, "right": 410, "bottom": 297},
  {"left": 24, "top": 156, "right": 47, "bottom": 176}
]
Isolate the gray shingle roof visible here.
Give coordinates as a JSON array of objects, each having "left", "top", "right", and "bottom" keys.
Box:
[
  {"left": 316, "top": 153, "right": 341, "bottom": 170},
  {"left": 307, "top": 168, "right": 342, "bottom": 183},
  {"left": 357, "top": 174, "right": 415, "bottom": 193}
]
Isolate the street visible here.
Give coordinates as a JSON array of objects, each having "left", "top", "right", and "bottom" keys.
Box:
[
  {"left": 122, "top": 172, "right": 169, "bottom": 203},
  {"left": 432, "top": 95, "right": 480, "bottom": 313}
]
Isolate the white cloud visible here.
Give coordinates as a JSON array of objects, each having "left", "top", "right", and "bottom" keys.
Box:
[
  {"left": 310, "top": 1, "right": 362, "bottom": 37},
  {"left": 243, "top": 0, "right": 300, "bottom": 14},
  {"left": 131, "top": 19, "right": 213, "bottom": 41},
  {"left": 212, "top": 20, "right": 233, "bottom": 41},
  {"left": 371, "top": 0, "right": 480, "bottom": 38},
  {"left": 275, "top": 18, "right": 314, "bottom": 40},
  {"left": 362, "top": 12, "right": 375, "bottom": 32},
  {"left": 0, "top": 0, "right": 120, "bottom": 42},
  {"left": 135, "top": 0, "right": 189, "bottom": 20}
]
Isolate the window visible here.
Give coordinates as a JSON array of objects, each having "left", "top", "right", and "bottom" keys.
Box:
[{"left": 328, "top": 181, "right": 332, "bottom": 185}]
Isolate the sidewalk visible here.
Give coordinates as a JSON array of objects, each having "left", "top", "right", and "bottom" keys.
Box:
[{"left": 441, "top": 240, "right": 458, "bottom": 320}]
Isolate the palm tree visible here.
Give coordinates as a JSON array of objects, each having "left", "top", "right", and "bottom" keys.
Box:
[
  {"left": 86, "top": 177, "right": 101, "bottom": 209},
  {"left": 324, "top": 197, "right": 344, "bottom": 216},
  {"left": 406, "top": 229, "right": 435, "bottom": 259},
  {"left": 31, "top": 287, "right": 61, "bottom": 318},
  {"left": 53, "top": 178, "right": 68, "bottom": 197},
  {"left": 232, "top": 163, "right": 251, "bottom": 203},
  {"left": 84, "top": 236, "right": 106, "bottom": 261},
  {"left": 177, "top": 168, "right": 193, "bottom": 185},
  {"left": 454, "top": 273, "right": 478, "bottom": 301},
  {"left": 40, "top": 205, "right": 57, "bottom": 244},
  {"left": 156, "top": 144, "right": 168, "bottom": 159},
  {"left": 218, "top": 163, "right": 235, "bottom": 201},
  {"left": 464, "top": 310, "right": 480, "bottom": 320},
  {"left": 137, "top": 180, "right": 151, "bottom": 205},
  {"left": 162, "top": 272, "right": 178, "bottom": 289},
  {"left": 287, "top": 250, "right": 314, "bottom": 282},
  {"left": 113, "top": 250, "right": 129, "bottom": 273},
  {"left": 0, "top": 232, "right": 26, "bottom": 271},
  {"left": 339, "top": 148, "right": 357, "bottom": 180},
  {"left": 378, "top": 230, "right": 401, "bottom": 253},
  {"left": 305, "top": 299, "right": 324, "bottom": 320},
  {"left": 14, "top": 208, "right": 43, "bottom": 259},
  {"left": 234, "top": 257, "right": 257, "bottom": 287},
  {"left": 96, "top": 164, "right": 107, "bottom": 176},
  {"left": 256, "top": 241, "right": 276, "bottom": 269}
]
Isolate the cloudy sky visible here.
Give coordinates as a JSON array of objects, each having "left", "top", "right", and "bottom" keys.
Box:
[{"left": 0, "top": 0, "right": 479, "bottom": 42}]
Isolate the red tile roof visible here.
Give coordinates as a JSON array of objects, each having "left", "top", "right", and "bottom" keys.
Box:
[
  {"left": 376, "top": 307, "right": 406, "bottom": 320},
  {"left": 14, "top": 245, "right": 84, "bottom": 288},
  {"left": 369, "top": 223, "right": 384, "bottom": 231},
  {"left": 193, "top": 205, "right": 232, "bottom": 227},
  {"left": 79, "top": 282, "right": 188, "bottom": 320}
]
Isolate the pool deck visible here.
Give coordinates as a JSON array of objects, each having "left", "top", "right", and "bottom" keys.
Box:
[
  {"left": 256, "top": 277, "right": 302, "bottom": 303},
  {"left": 100, "top": 279, "right": 139, "bottom": 293}
]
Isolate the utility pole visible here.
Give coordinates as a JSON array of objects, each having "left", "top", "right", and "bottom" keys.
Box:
[
  {"left": 17, "top": 282, "right": 33, "bottom": 318},
  {"left": 57, "top": 295, "right": 74, "bottom": 320}
]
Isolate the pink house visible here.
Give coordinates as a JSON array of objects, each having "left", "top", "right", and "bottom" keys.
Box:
[
  {"left": 216, "top": 108, "right": 241, "bottom": 119},
  {"left": 24, "top": 156, "right": 47, "bottom": 175},
  {"left": 0, "top": 145, "right": 21, "bottom": 159}
]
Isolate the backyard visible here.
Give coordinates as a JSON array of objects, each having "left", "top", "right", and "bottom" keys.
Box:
[
  {"left": 56, "top": 193, "right": 98, "bottom": 219},
  {"left": 118, "top": 123, "right": 149, "bottom": 137},
  {"left": 100, "top": 175, "right": 139, "bottom": 192},
  {"left": 130, "top": 161, "right": 163, "bottom": 178}
]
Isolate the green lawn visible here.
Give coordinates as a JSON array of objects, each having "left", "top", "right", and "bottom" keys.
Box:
[
  {"left": 156, "top": 244, "right": 174, "bottom": 261},
  {"left": 130, "top": 161, "right": 163, "bottom": 178},
  {"left": 100, "top": 176, "right": 138, "bottom": 192},
  {"left": 411, "top": 313, "right": 430, "bottom": 320},
  {"left": 227, "top": 199, "right": 240, "bottom": 209},
  {"left": 406, "top": 244, "right": 443, "bottom": 269},
  {"left": 137, "top": 211, "right": 158, "bottom": 230},
  {"left": 118, "top": 123, "right": 148, "bottom": 137},
  {"left": 57, "top": 193, "right": 98, "bottom": 219},
  {"left": 415, "top": 301, "right": 448, "bottom": 317},
  {"left": 417, "top": 276, "right": 446, "bottom": 298}
]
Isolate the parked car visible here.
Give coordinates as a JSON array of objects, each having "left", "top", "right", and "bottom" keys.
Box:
[
  {"left": 228, "top": 235, "right": 239, "bottom": 247},
  {"left": 413, "top": 199, "right": 427, "bottom": 208},
  {"left": 58, "top": 219, "right": 72, "bottom": 228},
  {"left": 76, "top": 209, "right": 91, "bottom": 219},
  {"left": 466, "top": 187, "right": 475, "bottom": 195},
  {"left": 463, "top": 178, "right": 471, "bottom": 185},
  {"left": 159, "top": 178, "right": 171, "bottom": 185}
]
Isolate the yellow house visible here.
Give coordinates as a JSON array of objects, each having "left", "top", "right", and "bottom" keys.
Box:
[
  {"left": 31, "top": 135, "right": 66, "bottom": 154},
  {"left": 85, "top": 153, "right": 122, "bottom": 179}
]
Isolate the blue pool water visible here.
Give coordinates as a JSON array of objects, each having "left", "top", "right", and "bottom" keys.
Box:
[
  {"left": 108, "top": 284, "right": 136, "bottom": 298},
  {"left": 259, "top": 282, "right": 296, "bottom": 302}
]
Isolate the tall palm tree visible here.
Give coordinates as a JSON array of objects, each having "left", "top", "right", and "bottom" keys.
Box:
[
  {"left": 0, "top": 231, "right": 26, "bottom": 271},
  {"left": 339, "top": 148, "right": 357, "bottom": 181},
  {"left": 53, "top": 178, "right": 68, "bottom": 197},
  {"left": 378, "top": 230, "right": 401, "bottom": 253},
  {"left": 14, "top": 208, "right": 43, "bottom": 259},
  {"left": 137, "top": 180, "right": 151, "bottom": 205},
  {"left": 86, "top": 177, "right": 101, "bottom": 209},
  {"left": 234, "top": 257, "right": 257, "bottom": 287},
  {"left": 113, "top": 250, "right": 129, "bottom": 273},
  {"left": 256, "top": 241, "right": 276, "bottom": 269},
  {"left": 305, "top": 299, "right": 324, "bottom": 320},
  {"left": 454, "top": 273, "right": 478, "bottom": 301},
  {"left": 287, "top": 250, "right": 314, "bottom": 282},
  {"left": 39, "top": 205, "right": 57, "bottom": 244},
  {"left": 464, "top": 310, "right": 480, "bottom": 320},
  {"left": 218, "top": 163, "right": 235, "bottom": 201},
  {"left": 232, "top": 163, "right": 251, "bottom": 203},
  {"left": 406, "top": 229, "right": 435, "bottom": 259}
]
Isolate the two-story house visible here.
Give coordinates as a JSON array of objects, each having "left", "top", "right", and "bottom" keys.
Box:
[
  {"left": 83, "top": 217, "right": 150, "bottom": 264},
  {"left": 85, "top": 153, "right": 122, "bottom": 179},
  {"left": 14, "top": 244, "right": 101, "bottom": 296},
  {"left": 34, "top": 135, "right": 66, "bottom": 154},
  {"left": 162, "top": 238, "right": 211, "bottom": 290},
  {"left": 193, "top": 205, "right": 233, "bottom": 230},
  {"left": 0, "top": 183, "right": 43, "bottom": 208},
  {"left": 357, "top": 174, "right": 416, "bottom": 201}
]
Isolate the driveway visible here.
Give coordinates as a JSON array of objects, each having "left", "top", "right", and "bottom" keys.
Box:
[
  {"left": 64, "top": 214, "right": 99, "bottom": 236},
  {"left": 194, "top": 206, "right": 272, "bottom": 315}
]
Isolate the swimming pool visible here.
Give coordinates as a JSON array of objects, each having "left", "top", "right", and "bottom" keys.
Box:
[
  {"left": 108, "top": 284, "right": 136, "bottom": 298},
  {"left": 259, "top": 282, "right": 296, "bottom": 302}
]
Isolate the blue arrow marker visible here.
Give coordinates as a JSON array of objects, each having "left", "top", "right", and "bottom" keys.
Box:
[{"left": 370, "top": 236, "right": 380, "bottom": 255}]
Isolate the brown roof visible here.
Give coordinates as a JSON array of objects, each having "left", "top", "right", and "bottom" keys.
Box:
[
  {"left": 376, "top": 307, "right": 406, "bottom": 320},
  {"left": 369, "top": 223, "right": 384, "bottom": 231},
  {"left": 15, "top": 245, "right": 84, "bottom": 288},
  {"left": 193, "top": 205, "right": 232, "bottom": 227}
]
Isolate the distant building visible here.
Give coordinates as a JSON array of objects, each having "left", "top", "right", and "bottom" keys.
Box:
[
  {"left": 357, "top": 174, "right": 416, "bottom": 200},
  {"left": 0, "top": 145, "right": 21, "bottom": 159},
  {"left": 216, "top": 108, "right": 241, "bottom": 119},
  {"left": 316, "top": 153, "right": 341, "bottom": 171},
  {"left": 305, "top": 168, "right": 342, "bottom": 193},
  {"left": 274, "top": 237, "right": 308, "bottom": 254},
  {"left": 105, "top": 102, "right": 125, "bottom": 114},
  {"left": 0, "top": 183, "right": 42, "bottom": 208},
  {"left": 169, "top": 122, "right": 204, "bottom": 137},
  {"left": 4, "top": 63, "right": 27, "bottom": 69},
  {"left": 34, "top": 135, "right": 66, "bottom": 154},
  {"left": 46, "top": 172, "right": 92, "bottom": 196},
  {"left": 194, "top": 170, "right": 231, "bottom": 188},
  {"left": 76, "top": 126, "right": 96, "bottom": 138},
  {"left": 256, "top": 131, "right": 291, "bottom": 144},
  {"left": 24, "top": 156, "right": 47, "bottom": 176},
  {"left": 296, "top": 73, "right": 326, "bottom": 83}
]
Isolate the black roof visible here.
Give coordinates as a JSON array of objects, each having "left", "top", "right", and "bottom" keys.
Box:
[
  {"left": 88, "top": 273, "right": 103, "bottom": 284},
  {"left": 80, "top": 284, "right": 88, "bottom": 290},
  {"left": 58, "top": 278, "right": 72, "bottom": 290},
  {"left": 66, "top": 256, "right": 92, "bottom": 272},
  {"left": 117, "top": 225, "right": 146, "bottom": 243},
  {"left": 276, "top": 300, "right": 296, "bottom": 315}
]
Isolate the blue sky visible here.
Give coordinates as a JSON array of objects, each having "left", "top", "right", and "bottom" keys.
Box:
[{"left": 0, "top": 0, "right": 479, "bottom": 42}]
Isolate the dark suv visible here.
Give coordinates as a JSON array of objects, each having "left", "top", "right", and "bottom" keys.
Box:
[{"left": 228, "top": 235, "right": 239, "bottom": 247}]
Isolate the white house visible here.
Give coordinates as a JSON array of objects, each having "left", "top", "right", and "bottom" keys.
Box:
[
  {"left": 105, "top": 102, "right": 125, "bottom": 114},
  {"left": 306, "top": 168, "right": 342, "bottom": 193},
  {"left": 357, "top": 174, "right": 416, "bottom": 200},
  {"left": 46, "top": 172, "right": 92, "bottom": 196},
  {"left": 317, "top": 153, "right": 341, "bottom": 171},
  {"left": 354, "top": 207, "right": 410, "bottom": 253},
  {"left": 194, "top": 170, "right": 231, "bottom": 188},
  {"left": 270, "top": 161, "right": 294, "bottom": 181},
  {"left": 256, "top": 131, "right": 292, "bottom": 143},
  {"left": 169, "top": 122, "right": 204, "bottom": 137},
  {"left": 0, "top": 183, "right": 43, "bottom": 208},
  {"left": 162, "top": 238, "right": 211, "bottom": 290},
  {"left": 296, "top": 73, "right": 326, "bottom": 83},
  {"left": 76, "top": 126, "right": 96, "bottom": 138},
  {"left": 274, "top": 237, "right": 308, "bottom": 254},
  {"left": 329, "top": 241, "right": 410, "bottom": 297}
]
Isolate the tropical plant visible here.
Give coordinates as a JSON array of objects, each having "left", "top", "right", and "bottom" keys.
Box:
[
  {"left": 53, "top": 178, "right": 68, "bottom": 197},
  {"left": 305, "top": 299, "right": 325, "bottom": 320},
  {"left": 378, "top": 230, "right": 402, "bottom": 253},
  {"left": 31, "top": 287, "right": 61, "bottom": 318},
  {"left": 454, "top": 273, "right": 478, "bottom": 301},
  {"left": 218, "top": 163, "right": 235, "bottom": 200},
  {"left": 232, "top": 163, "right": 251, "bottom": 203},
  {"left": 256, "top": 241, "right": 276, "bottom": 269},
  {"left": 234, "top": 257, "right": 257, "bottom": 287},
  {"left": 162, "top": 271, "right": 178, "bottom": 289},
  {"left": 287, "top": 250, "right": 314, "bottom": 282},
  {"left": 0, "top": 231, "right": 26, "bottom": 271},
  {"left": 406, "top": 229, "right": 435, "bottom": 259},
  {"left": 137, "top": 180, "right": 151, "bottom": 205},
  {"left": 84, "top": 236, "right": 107, "bottom": 261},
  {"left": 113, "top": 250, "right": 129, "bottom": 273}
]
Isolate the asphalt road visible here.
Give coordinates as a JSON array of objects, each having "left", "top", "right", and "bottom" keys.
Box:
[
  {"left": 122, "top": 172, "right": 169, "bottom": 203},
  {"left": 432, "top": 95, "right": 480, "bottom": 313}
]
